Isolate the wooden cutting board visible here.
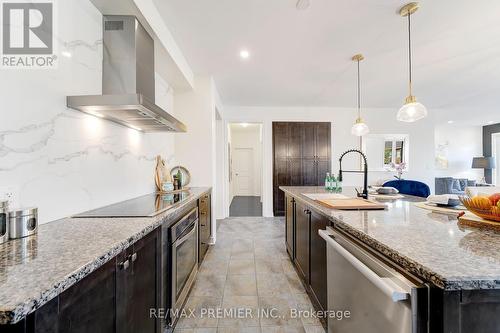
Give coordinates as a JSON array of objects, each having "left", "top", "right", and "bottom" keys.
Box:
[
  {"left": 316, "top": 198, "right": 386, "bottom": 210},
  {"left": 413, "top": 202, "right": 465, "bottom": 216},
  {"left": 458, "top": 214, "right": 500, "bottom": 232}
]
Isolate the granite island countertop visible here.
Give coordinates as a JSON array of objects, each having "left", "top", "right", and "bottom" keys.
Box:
[
  {"left": 0, "top": 187, "right": 211, "bottom": 325},
  {"left": 281, "top": 186, "right": 500, "bottom": 291}
]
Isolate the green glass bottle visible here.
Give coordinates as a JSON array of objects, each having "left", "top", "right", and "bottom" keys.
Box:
[
  {"left": 330, "top": 173, "right": 337, "bottom": 192},
  {"left": 324, "top": 172, "right": 331, "bottom": 191}
]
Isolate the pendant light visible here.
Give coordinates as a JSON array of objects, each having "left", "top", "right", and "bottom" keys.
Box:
[
  {"left": 397, "top": 2, "right": 428, "bottom": 122},
  {"left": 351, "top": 54, "right": 369, "bottom": 136}
]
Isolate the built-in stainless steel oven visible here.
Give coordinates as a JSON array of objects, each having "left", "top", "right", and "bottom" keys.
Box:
[{"left": 166, "top": 206, "right": 198, "bottom": 327}]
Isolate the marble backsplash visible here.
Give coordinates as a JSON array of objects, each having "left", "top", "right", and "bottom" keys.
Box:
[{"left": 0, "top": 0, "right": 177, "bottom": 223}]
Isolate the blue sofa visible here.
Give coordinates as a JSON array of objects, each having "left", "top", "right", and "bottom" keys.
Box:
[
  {"left": 435, "top": 177, "right": 476, "bottom": 195},
  {"left": 383, "top": 180, "right": 431, "bottom": 198}
]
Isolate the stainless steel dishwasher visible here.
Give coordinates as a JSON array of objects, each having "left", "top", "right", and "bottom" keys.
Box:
[{"left": 319, "top": 227, "right": 428, "bottom": 333}]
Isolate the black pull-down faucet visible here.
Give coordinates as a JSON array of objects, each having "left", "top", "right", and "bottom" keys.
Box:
[{"left": 338, "top": 149, "right": 369, "bottom": 199}]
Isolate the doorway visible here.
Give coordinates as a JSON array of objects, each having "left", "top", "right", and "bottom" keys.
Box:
[{"left": 228, "top": 123, "right": 263, "bottom": 216}]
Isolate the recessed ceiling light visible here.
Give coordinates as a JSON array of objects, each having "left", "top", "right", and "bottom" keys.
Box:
[
  {"left": 240, "top": 50, "right": 250, "bottom": 59},
  {"left": 447, "top": 120, "right": 454, "bottom": 124}
]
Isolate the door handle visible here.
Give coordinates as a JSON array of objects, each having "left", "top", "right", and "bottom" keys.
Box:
[
  {"left": 119, "top": 259, "right": 130, "bottom": 270},
  {"left": 319, "top": 228, "right": 410, "bottom": 302}
]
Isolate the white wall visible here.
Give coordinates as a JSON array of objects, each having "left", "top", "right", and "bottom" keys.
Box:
[
  {"left": 0, "top": 0, "right": 178, "bottom": 224},
  {"left": 223, "top": 106, "right": 438, "bottom": 217},
  {"left": 434, "top": 124, "right": 483, "bottom": 181},
  {"left": 229, "top": 125, "right": 262, "bottom": 199},
  {"left": 174, "top": 76, "right": 221, "bottom": 241}
]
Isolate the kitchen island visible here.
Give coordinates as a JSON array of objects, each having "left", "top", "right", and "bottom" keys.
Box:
[
  {"left": 281, "top": 186, "right": 500, "bottom": 333},
  {"left": 0, "top": 187, "right": 211, "bottom": 331}
]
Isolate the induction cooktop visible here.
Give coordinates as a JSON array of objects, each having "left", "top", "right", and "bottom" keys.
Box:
[{"left": 73, "top": 191, "right": 191, "bottom": 218}]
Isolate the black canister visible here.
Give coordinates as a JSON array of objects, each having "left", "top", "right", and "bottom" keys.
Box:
[{"left": 0, "top": 201, "right": 8, "bottom": 244}]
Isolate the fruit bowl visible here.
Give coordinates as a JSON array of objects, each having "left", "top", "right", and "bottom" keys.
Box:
[{"left": 460, "top": 196, "right": 500, "bottom": 222}]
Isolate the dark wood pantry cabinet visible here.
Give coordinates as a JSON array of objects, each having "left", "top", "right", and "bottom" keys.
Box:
[{"left": 272, "top": 122, "right": 331, "bottom": 216}]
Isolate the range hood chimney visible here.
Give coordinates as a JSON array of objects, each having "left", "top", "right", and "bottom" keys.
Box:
[{"left": 67, "top": 16, "right": 186, "bottom": 132}]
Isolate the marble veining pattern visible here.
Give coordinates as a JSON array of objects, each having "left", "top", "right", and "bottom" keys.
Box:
[
  {"left": 0, "top": 0, "right": 178, "bottom": 225},
  {"left": 280, "top": 186, "right": 500, "bottom": 291},
  {"left": 0, "top": 188, "right": 210, "bottom": 325}
]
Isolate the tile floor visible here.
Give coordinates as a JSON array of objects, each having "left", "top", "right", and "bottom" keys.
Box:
[
  {"left": 229, "top": 196, "right": 263, "bottom": 217},
  {"left": 174, "top": 217, "right": 326, "bottom": 333}
]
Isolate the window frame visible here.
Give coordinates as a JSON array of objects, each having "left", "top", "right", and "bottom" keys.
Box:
[{"left": 363, "top": 134, "right": 410, "bottom": 172}]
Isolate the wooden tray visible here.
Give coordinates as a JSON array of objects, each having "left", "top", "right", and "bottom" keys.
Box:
[
  {"left": 458, "top": 214, "right": 500, "bottom": 232},
  {"left": 414, "top": 202, "right": 465, "bottom": 216},
  {"left": 316, "top": 198, "right": 386, "bottom": 210}
]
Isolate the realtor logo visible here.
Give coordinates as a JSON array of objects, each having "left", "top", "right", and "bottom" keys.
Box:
[{"left": 1, "top": 0, "right": 56, "bottom": 68}]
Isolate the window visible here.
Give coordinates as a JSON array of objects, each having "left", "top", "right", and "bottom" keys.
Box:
[
  {"left": 363, "top": 134, "right": 409, "bottom": 171},
  {"left": 385, "top": 140, "right": 405, "bottom": 165}
]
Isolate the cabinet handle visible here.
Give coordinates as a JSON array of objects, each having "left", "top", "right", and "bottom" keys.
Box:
[
  {"left": 120, "top": 259, "right": 130, "bottom": 270},
  {"left": 130, "top": 253, "right": 137, "bottom": 262}
]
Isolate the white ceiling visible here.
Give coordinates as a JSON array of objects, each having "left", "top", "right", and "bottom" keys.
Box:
[{"left": 154, "top": 0, "right": 500, "bottom": 123}]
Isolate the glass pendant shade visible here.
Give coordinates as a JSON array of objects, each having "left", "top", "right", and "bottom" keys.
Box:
[
  {"left": 397, "top": 96, "right": 428, "bottom": 122},
  {"left": 398, "top": 3, "right": 428, "bottom": 122},
  {"left": 351, "top": 118, "right": 370, "bottom": 136}
]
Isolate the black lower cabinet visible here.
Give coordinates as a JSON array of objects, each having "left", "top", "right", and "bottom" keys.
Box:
[
  {"left": 4, "top": 297, "right": 60, "bottom": 333},
  {"left": 198, "top": 194, "right": 211, "bottom": 263},
  {"left": 3, "top": 229, "right": 160, "bottom": 333},
  {"left": 294, "top": 201, "right": 310, "bottom": 284},
  {"left": 59, "top": 259, "right": 116, "bottom": 333},
  {"left": 285, "top": 195, "right": 295, "bottom": 259},
  {"left": 309, "top": 210, "right": 328, "bottom": 311},
  {"left": 116, "top": 230, "right": 160, "bottom": 333}
]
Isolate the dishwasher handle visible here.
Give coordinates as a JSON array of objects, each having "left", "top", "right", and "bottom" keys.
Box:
[{"left": 319, "top": 228, "right": 409, "bottom": 302}]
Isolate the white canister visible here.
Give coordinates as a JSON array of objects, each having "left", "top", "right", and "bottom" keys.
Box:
[{"left": 9, "top": 207, "right": 38, "bottom": 239}]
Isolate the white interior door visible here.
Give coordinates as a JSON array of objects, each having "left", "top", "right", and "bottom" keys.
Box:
[{"left": 233, "top": 148, "right": 253, "bottom": 196}]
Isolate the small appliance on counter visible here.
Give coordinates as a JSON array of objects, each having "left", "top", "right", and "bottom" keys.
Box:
[
  {"left": 9, "top": 207, "right": 38, "bottom": 239},
  {"left": 0, "top": 201, "right": 9, "bottom": 244}
]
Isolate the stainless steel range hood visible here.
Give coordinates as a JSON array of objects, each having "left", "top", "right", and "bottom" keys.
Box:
[{"left": 67, "top": 15, "right": 186, "bottom": 132}]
